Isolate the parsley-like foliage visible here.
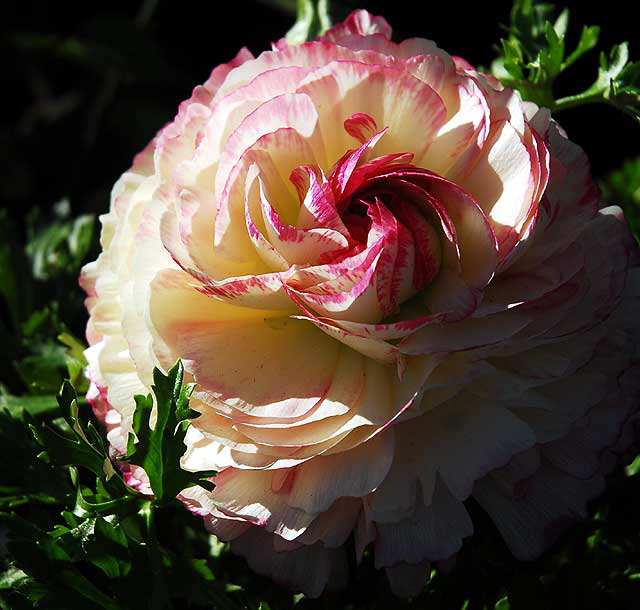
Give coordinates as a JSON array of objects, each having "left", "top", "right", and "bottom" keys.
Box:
[{"left": 492, "top": 0, "right": 640, "bottom": 121}]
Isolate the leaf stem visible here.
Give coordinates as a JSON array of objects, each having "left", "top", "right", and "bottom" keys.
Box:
[
  {"left": 553, "top": 89, "right": 605, "bottom": 112},
  {"left": 140, "top": 499, "right": 155, "bottom": 540}
]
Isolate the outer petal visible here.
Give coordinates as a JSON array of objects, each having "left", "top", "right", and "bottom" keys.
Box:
[
  {"left": 231, "top": 527, "right": 348, "bottom": 598},
  {"left": 319, "top": 9, "right": 393, "bottom": 43}
]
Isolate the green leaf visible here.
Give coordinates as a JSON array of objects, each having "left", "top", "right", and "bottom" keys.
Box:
[
  {"left": 491, "top": 0, "right": 566, "bottom": 106},
  {"left": 542, "top": 20, "right": 564, "bottom": 77},
  {"left": 600, "top": 156, "right": 640, "bottom": 240},
  {"left": 83, "top": 516, "right": 131, "bottom": 579},
  {"left": 58, "top": 333, "right": 87, "bottom": 363},
  {"left": 0, "top": 568, "right": 31, "bottom": 591},
  {"left": 25, "top": 199, "right": 95, "bottom": 281},
  {"left": 66, "top": 214, "right": 94, "bottom": 264},
  {"left": 0, "top": 407, "right": 71, "bottom": 505},
  {"left": 509, "top": 0, "right": 556, "bottom": 57},
  {"left": 563, "top": 25, "right": 600, "bottom": 69},
  {"left": 604, "top": 48, "right": 640, "bottom": 121},
  {"left": 124, "top": 361, "right": 216, "bottom": 502},
  {"left": 0, "top": 513, "right": 121, "bottom": 610},
  {"left": 552, "top": 8, "right": 569, "bottom": 39},
  {"left": 14, "top": 339, "right": 68, "bottom": 393},
  {"left": 56, "top": 570, "right": 120, "bottom": 610},
  {"left": 501, "top": 39, "right": 525, "bottom": 79},
  {"left": 0, "top": 393, "right": 58, "bottom": 418},
  {"left": 31, "top": 381, "right": 122, "bottom": 485},
  {"left": 285, "top": 0, "right": 331, "bottom": 44},
  {"left": 67, "top": 467, "right": 136, "bottom": 517},
  {"left": 595, "top": 43, "right": 630, "bottom": 91},
  {"left": 31, "top": 423, "right": 106, "bottom": 477},
  {"left": 58, "top": 331, "right": 89, "bottom": 389},
  {"left": 493, "top": 3, "right": 640, "bottom": 124}
]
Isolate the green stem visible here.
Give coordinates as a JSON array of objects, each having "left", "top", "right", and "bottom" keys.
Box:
[
  {"left": 140, "top": 499, "right": 155, "bottom": 540},
  {"left": 553, "top": 89, "right": 605, "bottom": 112},
  {"left": 82, "top": 494, "right": 138, "bottom": 513}
]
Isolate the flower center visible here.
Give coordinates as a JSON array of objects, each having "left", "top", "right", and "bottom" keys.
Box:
[{"left": 335, "top": 161, "right": 444, "bottom": 315}]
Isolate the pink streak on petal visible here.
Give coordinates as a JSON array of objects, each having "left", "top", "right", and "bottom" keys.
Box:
[
  {"left": 329, "top": 128, "right": 389, "bottom": 199},
  {"left": 392, "top": 199, "right": 441, "bottom": 290},
  {"left": 290, "top": 165, "right": 347, "bottom": 233},
  {"left": 368, "top": 198, "right": 412, "bottom": 316},
  {"left": 283, "top": 282, "right": 400, "bottom": 366}
]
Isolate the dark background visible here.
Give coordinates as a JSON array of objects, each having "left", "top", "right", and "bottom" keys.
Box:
[{"left": 2, "top": 0, "right": 638, "bottom": 225}]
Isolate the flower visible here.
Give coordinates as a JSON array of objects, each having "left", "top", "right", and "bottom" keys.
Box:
[{"left": 81, "top": 9, "right": 640, "bottom": 597}]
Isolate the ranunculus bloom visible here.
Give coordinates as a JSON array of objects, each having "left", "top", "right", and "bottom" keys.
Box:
[{"left": 82, "top": 10, "right": 640, "bottom": 597}]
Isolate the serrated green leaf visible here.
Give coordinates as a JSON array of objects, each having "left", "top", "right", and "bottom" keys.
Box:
[
  {"left": 492, "top": 0, "right": 565, "bottom": 103},
  {"left": 0, "top": 407, "right": 71, "bottom": 506},
  {"left": 563, "top": 25, "right": 600, "bottom": 69},
  {"left": 31, "top": 423, "right": 107, "bottom": 476},
  {"left": 175, "top": 382, "right": 198, "bottom": 422},
  {"left": 124, "top": 361, "right": 216, "bottom": 502},
  {"left": 610, "top": 60, "right": 640, "bottom": 121},
  {"left": 83, "top": 516, "right": 130, "bottom": 579},
  {"left": 619, "top": 59, "right": 640, "bottom": 85},
  {"left": 2, "top": 502, "right": 131, "bottom": 609},
  {"left": 96, "top": 515, "right": 128, "bottom": 548},
  {"left": 495, "top": 3, "right": 640, "bottom": 123},
  {"left": 596, "top": 42, "right": 630, "bottom": 90},
  {"left": 71, "top": 482, "right": 135, "bottom": 517},
  {"left": 2, "top": 514, "right": 71, "bottom": 580},
  {"left": 31, "top": 381, "right": 124, "bottom": 487}
]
